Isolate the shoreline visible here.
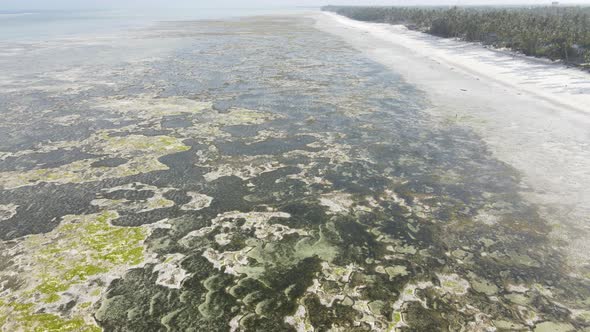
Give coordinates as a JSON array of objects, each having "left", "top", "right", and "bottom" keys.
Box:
[
  {"left": 314, "top": 12, "right": 590, "bottom": 275},
  {"left": 320, "top": 12, "right": 590, "bottom": 116}
]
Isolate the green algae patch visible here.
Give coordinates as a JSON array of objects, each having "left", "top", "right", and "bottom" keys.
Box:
[
  {"left": 0, "top": 133, "right": 189, "bottom": 189},
  {"left": 0, "top": 300, "right": 100, "bottom": 332},
  {"left": 39, "top": 211, "right": 148, "bottom": 269},
  {"left": 385, "top": 266, "right": 408, "bottom": 279},
  {"left": 0, "top": 211, "right": 148, "bottom": 331},
  {"left": 93, "top": 95, "right": 212, "bottom": 118}
]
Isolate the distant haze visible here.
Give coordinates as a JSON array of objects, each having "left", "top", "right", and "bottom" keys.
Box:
[{"left": 3, "top": 0, "right": 590, "bottom": 10}]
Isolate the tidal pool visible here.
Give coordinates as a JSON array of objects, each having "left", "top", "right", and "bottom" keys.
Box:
[{"left": 0, "top": 16, "right": 588, "bottom": 332}]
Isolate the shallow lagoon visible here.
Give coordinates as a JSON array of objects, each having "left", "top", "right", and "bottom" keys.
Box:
[{"left": 0, "top": 15, "right": 589, "bottom": 331}]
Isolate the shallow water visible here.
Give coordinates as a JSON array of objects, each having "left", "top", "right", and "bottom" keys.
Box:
[
  {"left": 0, "top": 15, "right": 588, "bottom": 332},
  {"left": 0, "top": 8, "right": 309, "bottom": 41}
]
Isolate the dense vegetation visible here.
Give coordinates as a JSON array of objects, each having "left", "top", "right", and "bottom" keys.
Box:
[{"left": 322, "top": 5, "right": 590, "bottom": 67}]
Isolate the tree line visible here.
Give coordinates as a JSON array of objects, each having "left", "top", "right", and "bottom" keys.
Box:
[{"left": 322, "top": 5, "right": 590, "bottom": 68}]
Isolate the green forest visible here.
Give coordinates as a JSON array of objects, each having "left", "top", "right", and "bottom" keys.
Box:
[{"left": 322, "top": 5, "right": 590, "bottom": 68}]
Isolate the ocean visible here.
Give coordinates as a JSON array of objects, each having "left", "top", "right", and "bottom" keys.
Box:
[{"left": 0, "top": 7, "right": 311, "bottom": 41}]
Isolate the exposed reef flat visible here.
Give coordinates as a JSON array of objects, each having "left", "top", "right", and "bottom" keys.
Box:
[{"left": 0, "top": 15, "right": 589, "bottom": 331}]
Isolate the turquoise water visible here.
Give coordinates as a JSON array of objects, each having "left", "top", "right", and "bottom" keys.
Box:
[{"left": 0, "top": 7, "right": 312, "bottom": 41}]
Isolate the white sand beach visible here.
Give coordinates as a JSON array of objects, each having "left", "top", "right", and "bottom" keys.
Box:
[{"left": 316, "top": 12, "right": 590, "bottom": 274}]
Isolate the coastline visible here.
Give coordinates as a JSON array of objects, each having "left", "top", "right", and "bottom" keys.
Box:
[{"left": 314, "top": 11, "right": 590, "bottom": 275}]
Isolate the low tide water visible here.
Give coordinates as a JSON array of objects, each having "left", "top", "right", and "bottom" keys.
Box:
[
  {"left": 0, "top": 7, "right": 311, "bottom": 41},
  {"left": 0, "top": 8, "right": 588, "bottom": 332}
]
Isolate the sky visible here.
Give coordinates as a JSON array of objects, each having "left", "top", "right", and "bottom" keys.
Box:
[{"left": 2, "top": 0, "right": 590, "bottom": 10}]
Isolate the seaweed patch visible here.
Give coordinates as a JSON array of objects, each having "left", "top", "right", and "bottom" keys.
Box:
[{"left": 0, "top": 211, "right": 147, "bottom": 331}]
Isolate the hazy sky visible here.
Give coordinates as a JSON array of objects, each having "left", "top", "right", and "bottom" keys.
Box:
[{"left": 3, "top": 0, "right": 590, "bottom": 10}]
